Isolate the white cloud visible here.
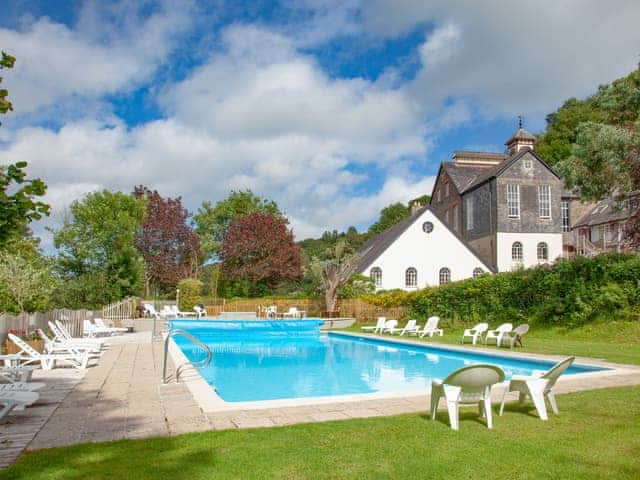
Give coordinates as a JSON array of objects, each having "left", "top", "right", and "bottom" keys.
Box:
[
  {"left": 0, "top": 1, "right": 193, "bottom": 116},
  {"left": 363, "top": 0, "right": 640, "bottom": 117}
]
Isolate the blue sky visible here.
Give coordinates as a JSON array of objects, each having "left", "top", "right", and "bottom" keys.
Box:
[{"left": 1, "top": 0, "right": 639, "bottom": 249}]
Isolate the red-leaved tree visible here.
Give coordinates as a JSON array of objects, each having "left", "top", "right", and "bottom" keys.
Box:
[
  {"left": 134, "top": 186, "right": 202, "bottom": 296},
  {"left": 220, "top": 213, "right": 302, "bottom": 289}
]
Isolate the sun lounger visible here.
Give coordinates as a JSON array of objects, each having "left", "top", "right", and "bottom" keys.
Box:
[
  {"left": 390, "top": 319, "right": 419, "bottom": 335},
  {"left": 418, "top": 316, "right": 443, "bottom": 337},
  {"left": 36, "top": 329, "right": 102, "bottom": 356},
  {"left": 0, "top": 366, "right": 37, "bottom": 383},
  {"left": 361, "top": 317, "right": 386, "bottom": 333},
  {"left": 52, "top": 321, "right": 105, "bottom": 348},
  {"left": 8, "top": 333, "right": 92, "bottom": 370},
  {"left": 94, "top": 318, "right": 128, "bottom": 334},
  {"left": 0, "top": 391, "right": 39, "bottom": 422},
  {"left": 0, "top": 382, "right": 46, "bottom": 392}
]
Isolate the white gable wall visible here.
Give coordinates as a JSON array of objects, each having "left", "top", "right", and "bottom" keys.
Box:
[
  {"left": 361, "top": 209, "right": 491, "bottom": 291},
  {"left": 496, "top": 232, "right": 563, "bottom": 272}
]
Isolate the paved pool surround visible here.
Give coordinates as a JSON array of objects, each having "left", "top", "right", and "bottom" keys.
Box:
[{"left": 1, "top": 330, "right": 639, "bottom": 467}]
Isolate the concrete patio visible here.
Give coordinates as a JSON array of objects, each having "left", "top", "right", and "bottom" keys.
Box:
[{"left": 2, "top": 331, "right": 640, "bottom": 469}]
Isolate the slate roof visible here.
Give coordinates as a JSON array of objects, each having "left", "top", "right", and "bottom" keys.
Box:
[
  {"left": 573, "top": 197, "right": 635, "bottom": 228},
  {"left": 441, "top": 162, "right": 495, "bottom": 193},
  {"left": 356, "top": 206, "right": 495, "bottom": 274},
  {"left": 505, "top": 128, "right": 536, "bottom": 145}
]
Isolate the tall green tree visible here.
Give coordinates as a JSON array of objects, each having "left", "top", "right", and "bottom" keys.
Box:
[
  {"left": 53, "top": 190, "right": 147, "bottom": 308},
  {"left": 0, "top": 251, "right": 55, "bottom": 314},
  {"left": 0, "top": 52, "right": 50, "bottom": 247},
  {"left": 194, "top": 190, "right": 283, "bottom": 261},
  {"left": 310, "top": 239, "right": 360, "bottom": 313},
  {"left": 542, "top": 70, "right": 640, "bottom": 244},
  {"left": 367, "top": 202, "right": 410, "bottom": 236}
]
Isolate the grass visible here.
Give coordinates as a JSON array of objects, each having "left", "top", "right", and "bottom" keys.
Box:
[
  {"left": 1, "top": 386, "right": 639, "bottom": 479},
  {"left": 346, "top": 320, "right": 640, "bottom": 365}
]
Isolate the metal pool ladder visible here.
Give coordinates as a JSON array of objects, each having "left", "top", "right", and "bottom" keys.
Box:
[{"left": 162, "top": 329, "right": 212, "bottom": 384}]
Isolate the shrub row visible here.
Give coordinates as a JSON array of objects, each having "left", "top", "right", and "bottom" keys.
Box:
[{"left": 363, "top": 253, "right": 640, "bottom": 327}]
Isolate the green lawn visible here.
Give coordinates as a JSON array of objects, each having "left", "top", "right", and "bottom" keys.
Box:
[
  {"left": 1, "top": 386, "right": 639, "bottom": 479},
  {"left": 347, "top": 320, "right": 640, "bottom": 365}
]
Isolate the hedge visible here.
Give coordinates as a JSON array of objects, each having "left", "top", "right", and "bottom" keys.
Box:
[{"left": 363, "top": 253, "right": 640, "bottom": 327}]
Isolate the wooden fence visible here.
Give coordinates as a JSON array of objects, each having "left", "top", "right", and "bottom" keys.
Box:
[
  {"left": 201, "top": 298, "right": 407, "bottom": 323},
  {"left": 0, "top": 308, "right": 92, "bottom": 349}
]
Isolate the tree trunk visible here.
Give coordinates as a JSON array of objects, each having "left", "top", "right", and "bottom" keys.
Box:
[{"left": 325, "top": 284, "right": 338, "bottom": 313}]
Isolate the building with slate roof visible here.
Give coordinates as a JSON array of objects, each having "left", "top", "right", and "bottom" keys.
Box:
[{"left": 356, "top": 126, "right": 636, "bottom": 291}]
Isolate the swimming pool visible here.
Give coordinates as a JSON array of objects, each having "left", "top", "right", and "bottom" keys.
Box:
[{"left": 170, "top": 320, "right": 605, "bottom": 403}]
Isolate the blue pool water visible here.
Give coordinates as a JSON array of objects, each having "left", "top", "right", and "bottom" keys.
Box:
[{"left": 170, "top": 320, "right": 605, "bottom": 403}]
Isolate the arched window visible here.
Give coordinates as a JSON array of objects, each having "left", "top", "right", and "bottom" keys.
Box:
[
  {"left": 405, "top": 267, "right": 417, "bottom": 287},
  {"left": 537, "top": 242, "right": 548, "bottom": 262},
  {"left": 512, "top": 241, "right": 523, "bottom": 262},
  {"left": 473, "top": 268, "right": 484, "bottom": 278},
  {"left": 370, "top": 267, "right": 382, "bottom": 287},
  {"left": 439, "top": 267, "right": 451, "bottom": 285}
]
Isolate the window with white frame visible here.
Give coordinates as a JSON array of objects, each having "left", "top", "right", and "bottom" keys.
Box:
[
  {"left": 473, "top": 267, "right": 484, "bottom": 278},
  {"left": 512, "top": 241, "right": 523, "bottom": 262},
  {"left": 405, "top": 267, "right": 417, "bottom": 288},
  {"left": 466, "top": 197, "right": 474, "bottom": 230},
  {"left": 439, "top": 267, "right": 451, "bottom": 285},
  {"left": 507, "top": 184, "right": 520, "bottom": 218},
  {"left": 537, "top": 242, "right": 548, "bottom": 262},
  {"left": 561, "top": 201, "right": 570, "bottom": 232},
  {"left": 370, "top": 267, "right": 382, "bottom": 287},
  {"left": 538, "top": 185, "right": 551, "bottom": 218}
]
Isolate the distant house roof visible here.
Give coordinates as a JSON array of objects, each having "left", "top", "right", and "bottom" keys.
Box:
[
  {"left": 573, "top": 196, "right": 635, "bottom": 228},
  {"left": 356, "top": 206, "right": 495, "bottom": 274}
]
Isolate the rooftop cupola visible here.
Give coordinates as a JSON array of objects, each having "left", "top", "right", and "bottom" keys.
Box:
[{"left": 505, "top": 116, "right": 536, "bottom": 155}]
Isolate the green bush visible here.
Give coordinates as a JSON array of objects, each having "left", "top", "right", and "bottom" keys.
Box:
[
  {"left": 178, "top": 278, "right": 202, "bottom": 311},
  {"left": 365, "top": 253, "right": 640, "bottom": 327}
]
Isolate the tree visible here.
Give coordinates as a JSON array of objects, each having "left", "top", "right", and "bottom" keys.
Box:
[
  {"left": 310, "top": 239, "right": 360, "bottom": 313},
  {"left": 0, "top": 251, "right": 55, "bottom": 314},
  {"left": 367, "top": 202, "right": 410, "bottom": 236},
  {"left": 133, "top": 186, "right": 202, "bottom": 296},
  {"left": 549, "top": 70, "right": 640, "bottom": 245},
  {"left": 194, "top": 190, "right": 283, "bottom": 261},
  {"left": 220, "top": 213, "right": 302, "bottom": 294},
  {"left": 1, "top": 52, "right": 50, "bottom": 246},
  {"left": 53, "top": 190, "right": 147, "bottom": 308}
]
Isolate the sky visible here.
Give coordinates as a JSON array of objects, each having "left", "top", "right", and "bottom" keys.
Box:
[{"left": 1, "top": 0, "right": 639, "bottom": 251}]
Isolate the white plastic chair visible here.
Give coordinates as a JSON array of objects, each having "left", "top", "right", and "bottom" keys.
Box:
[
  {"left": 499, "top": 357, "right": 575, "bottom": 420},
  {"left": 484, "top": 323, "right": 513, "bottom": 347},
  {"left": 282, "top": 307, "right": 300, "bottom": 319},
  {"left": 194, "top": 305, "right": 207, "bottom": 318},
  {"left": 265, "top": 306, "right": 278, "bottom": 318},
  {"left": 501, "top": 324, "right": 530, "bottom": 349},
  {"left": 461, "top": 323, "right": 489, "bottom": 345},
  {"left": 418, "top": 316, "right": 443, "bottom": 337},
  {"left": 361, "top": 317, "right": 386, "bottom": 333},
  {"left": 430, "top": 364, "right": 505, "bottom": 430}
]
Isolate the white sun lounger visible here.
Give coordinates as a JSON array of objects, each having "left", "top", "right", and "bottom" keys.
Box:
[
  {"left": 390, "top": 319, "right": 419, "bottom": 336},
  {"left": 418, "top": 316, "right": 443, "bottom": 337},
  {"left": 0, "top": 391, "right": 39, "bottom": 422},
  {"left": 94, "top": 318, "right": 128, "bottom": 335},
  {"left": 0, "top": 366, "right": 37, "bottom": 383},
  {"left": 8, "top": 333, "right": 92, "bottom": 370},
  {"left": 36, "top": 329, "right": 102, "bottom": 356},
  {"left": 49, "top": 320, "right": 107, "bottom": 348},
  {"left": 361, "top": 317, "right": 386, "bottom": 333}
]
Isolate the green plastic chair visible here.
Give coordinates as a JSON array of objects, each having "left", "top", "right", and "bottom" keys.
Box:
[{"left": 430, "top": 364, "right": 505, "bottom": 430}]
